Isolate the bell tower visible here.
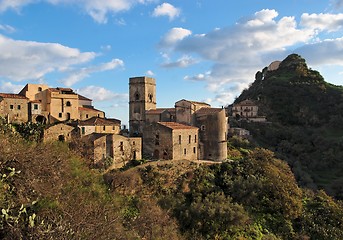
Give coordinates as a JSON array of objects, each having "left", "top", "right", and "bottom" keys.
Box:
[{"left": 129, "top": 76, "right": 156, "bottom": 136}]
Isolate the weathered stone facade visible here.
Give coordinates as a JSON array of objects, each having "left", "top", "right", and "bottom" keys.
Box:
[
  {"left": 129, "top": 76, "right": 156, "bottom": 136},
  {"left": 129, "top": 76, "right": 228, "bottom": 161},
  {"left": 79, "top": 117, "right": 121, "bottom": 136},
  {"left": 81, "top": 133, "right": 142, "bottom": 168},
  {"left": 143, "top": 122, "right": 198, "bottom": 160},
  {"left": 43, "top": 123, "right": 78, "bottom": 142},
  {"left": 232, "top": 99, "right": 266, "bottom": 122},
  {"left": 0, "top": 94, "right": 29, "bottom": 123}
]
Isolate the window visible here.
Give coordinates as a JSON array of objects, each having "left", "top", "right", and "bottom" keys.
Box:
[
  {"left": 184, "top": 148, "right": 186, "bottom": 155},
  {"left": 135, "top": 93, "right": 140, "bottom": 101},
  {"left": 66, "top": 101, "right": 71, "bottom": 107},
  {"left": 81, "top": 127, "right": 85, "bottom": 135},
  {"left": 10, "top": 105, "right": 13, "bottom": 110},
  {"left": 178, "top": 135, "right": 182, "bottom": 144},
  {"left": 189, "top": 135, "right": 191, "bottom": 144},
  {"left": 148, "top": 93, "right": 153, "bottom": 102},
  {"left": 103, "top": 126, "right": 106, "bottom": 131},
  {"left": 33, "top": 104, "right": 38, "bottom": 110},
  {"left": 155, "top": 134, "right": 160, "bottom": 145},
  {"left": 132, "top": 141, "right": 135, "bottom": 145},
  {"left": 201, "top": 125, "right": 206, "bottom": 131},
  {"left": 86, "top": 114, "right": 89, "bottom": 118},
  {"left": 195, "top": 135, "right": 197, "bottom": 143},
  {"left": 59, "top": 113, "right": 62, "bottom": 118},
  {"left": 17, "top": 105, "right": 21, "bottom": 110},
  {"left": 119, "top": 142, "right": 124, "bottom": 151},
  {"left": 193, "top": 147, "right": 196, "bottom": 154},
  {"left": 38, "top": 87, "right": 42, "bottom": 92},
  {"left": 113, "top": 126, "right": 115, "bottom": 130}
]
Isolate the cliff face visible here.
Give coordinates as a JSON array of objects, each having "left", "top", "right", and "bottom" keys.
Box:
[{"left": 234, "top": 54, "right": 343, "bottom": 199}]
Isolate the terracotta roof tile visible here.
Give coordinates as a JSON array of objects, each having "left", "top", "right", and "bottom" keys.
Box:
[
  {"left": 0, "top": 93, "right": 28, "bottom": 99},
  {"left": 158, "top": 122, "right": 198, "bottom": 130},
  {"left": 78, "top": 94, "right": 92, "bottom": 101},
  {"left": 79, "top": 117, "right": 120, "bottom": 126},
  {"left": 79, "top": 107, "right": 103, "bottom": 113}
]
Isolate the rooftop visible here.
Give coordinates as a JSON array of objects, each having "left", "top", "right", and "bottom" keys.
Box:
[
  {"left": 146, "top": 108, "right": 176, "bottom": 115},
  {"left": 158, "top": 122, "right": 198, "bottom": 130},
  {"left": 79, "top": 116, "right": 121, "bottom": 126},
  {"left": 0, "top": 93, "right": 28, "bottom": 99},
  {"left": 196, "top": 107, "right": 224, "bottom": 114}
]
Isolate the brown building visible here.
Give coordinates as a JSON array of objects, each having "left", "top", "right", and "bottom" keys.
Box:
[
  {"left": 232, "top": 99, "right": 266, "bottom": 122},
  {"left": 81, "top": 133, "right": 142, "bottom": 168},
  {"left": 43, "top": 123, "right": 78, "bottom": 142},
  {"left": 0, "top": 93, "right": 29, "bottom": 123},
  {"left": 129, "top": 77, "right": 228, "bottom": 161},
  {"left": 129, "top": 76, "right": 156, "bottom": 136},
  {"left": 78, "top": 117, "right": 121, "bottom": 136},
  {"left": 143, "top": 122, "right": 198, "bottom": 160}
]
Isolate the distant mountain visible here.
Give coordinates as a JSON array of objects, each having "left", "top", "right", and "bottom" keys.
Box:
[{"left": 234, "top": 54, "right": 343, "bottom": 199}]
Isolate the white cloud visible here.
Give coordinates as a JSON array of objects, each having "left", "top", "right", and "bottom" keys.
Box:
[
  {"left": 145, "top": 70, "right": 154, "bottom": 76},
  {"left": 0, "top": 34, "right": 95, "bottom": 81},
  {"left": 159, "top": 27, "right": 192, "bottom": 48},
  {"left": 0, "top": 0, "right": 35, "bottom": 12},
  {"left": 0, "top": 81, "right": 24, "bottom": 93},
  {"left": 161, "top": 55, "right": 198, "bottom": 68},
  {"left": 0, "top": 24, "right": 15, "bottom": 33},
  {"left": 60, "top": 58, "right": 124, "bottom": 86},
  {"left": 296, "top": 38, "right": 343, "bottom": 66},
  {"left": 152, "top": 2, "right": 180, "bottom": 21},
  {"left": 301, "top": 13, "right": 343, "bottom": 32},
  {"left": 0, "top": 0, "right": 157, "bottom": 23},
  {"left": 160, "top": 9, "right": 343, "bottom": 105},
  {"left": 77, "top": 85, "right": 128, "bottom": 102}
]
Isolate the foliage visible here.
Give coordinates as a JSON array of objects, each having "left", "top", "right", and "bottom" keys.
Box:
[{"left": 235, "top": 54, "right": 343, "bottom": 199}]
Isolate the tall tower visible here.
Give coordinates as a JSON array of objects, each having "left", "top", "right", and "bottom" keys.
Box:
[{"left": 129, "top": 76, "right": 156, "bottom": 136}]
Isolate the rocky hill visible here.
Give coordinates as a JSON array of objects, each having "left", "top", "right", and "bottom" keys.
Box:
[{"left": 234, "top": 54, "right": 343, "bottom": 199}]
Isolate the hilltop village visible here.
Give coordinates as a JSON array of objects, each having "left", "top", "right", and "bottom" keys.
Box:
[{"left": 0, "top": 75, "right": 268, "bottom": 168}]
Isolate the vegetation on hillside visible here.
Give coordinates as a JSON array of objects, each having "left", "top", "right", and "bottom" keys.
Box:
[
  {"left": 233, "top": 54, "right": 343, "bottom": 199},
  {"left": 1, "top": 118, "right": 343, "bottom": 239}
]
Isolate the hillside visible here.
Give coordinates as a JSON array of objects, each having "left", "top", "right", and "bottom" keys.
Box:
[
  {"left": 1, "top": 122, "right": 343, "bottom": 239},
  {"left": 234, "top": 54, "right": 343, "bottom": 199}
]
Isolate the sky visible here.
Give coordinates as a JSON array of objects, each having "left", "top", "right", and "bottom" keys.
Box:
[{"left": 0, "top": 0, "right": 343, "bottom": 125}]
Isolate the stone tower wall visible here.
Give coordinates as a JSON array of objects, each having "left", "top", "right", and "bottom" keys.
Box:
[{"left": 129, "top": 76, "right": 156, "bottom": 136}]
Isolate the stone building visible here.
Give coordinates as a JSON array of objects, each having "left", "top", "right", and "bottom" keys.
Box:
[
  {"left": 231, "top": 99, "right": 266, "bottom": 122},
  {"left": 129, "top": 76, "right": 228, "bottom": 161},
  {"left": 78, "top": 116, "right": 121, "bottom": 136},
  {"left": 129, "top": 76, "right": 156, "bottom": 136},
  {"left": 81, "top": 133, "right": 142, "bottom": 168},
  {"left": 194, "top": 107, "right": 227, "bottom": 160},
  {"left": 43, "top": 123, "right": 78, "bottom": 142},
  {"left": 0, "top": 93, "right": 29, "bottom": 123},
  {"left": 143, "top": 122, "right": 198, "bottom": 160}
]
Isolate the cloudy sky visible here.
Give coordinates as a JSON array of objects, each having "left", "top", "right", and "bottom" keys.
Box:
[{"left": 0, "top": 0, "right": 343, "bottom": 124}]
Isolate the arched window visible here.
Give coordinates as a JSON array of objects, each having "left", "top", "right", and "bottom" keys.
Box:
[
  {"left": 66, "top": 101, "right": 71, "bottom": 107},
  {"left": 38, "top": 87, "right": 42, "bottom": 92},
  {"left": 135, "top": 93, "right": 140, "bottom": 101}
]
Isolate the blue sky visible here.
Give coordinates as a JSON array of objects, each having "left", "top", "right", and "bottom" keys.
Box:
[{"left": 0, "top": 0, "right": 343, "bottom": 125}]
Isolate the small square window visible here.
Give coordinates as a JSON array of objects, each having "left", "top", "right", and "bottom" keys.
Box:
[
  {"left": 34, "top": 104, "right": 38, "bottom": 110},
  {"left": 10, "top": 105, "right": 13, "bottom": 110},
  {"left": 17, "top": 105, "right": 21, "bottom": 110},
  {"left": 59, "top": 113, "right": 62, "bottom": 118}
]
